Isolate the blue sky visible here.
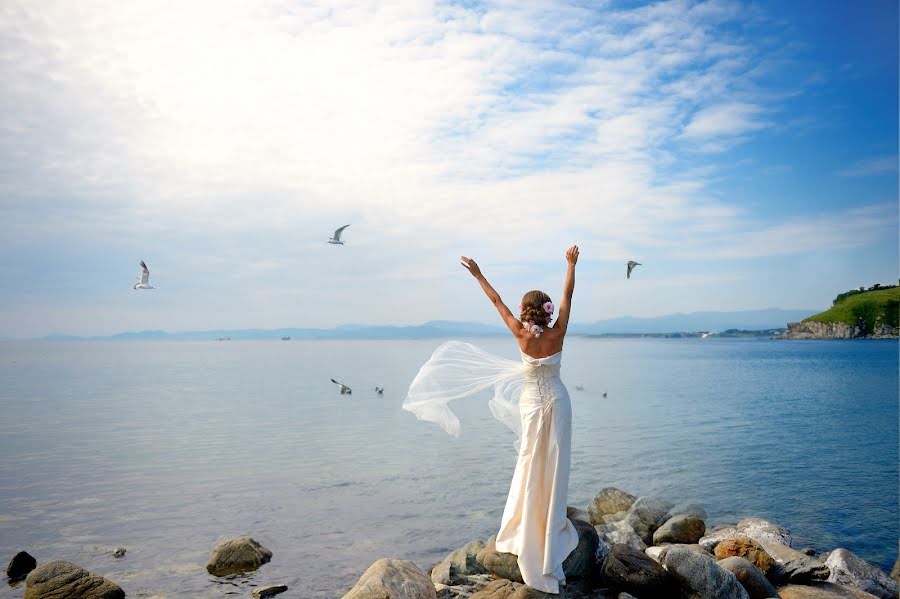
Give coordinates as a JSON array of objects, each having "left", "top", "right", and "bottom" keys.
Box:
[{"left": 0, "top": 0, "right": 897, "bottom": 337}]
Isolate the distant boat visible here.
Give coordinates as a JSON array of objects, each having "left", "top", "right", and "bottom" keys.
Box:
[{"left": 281, "top": 336, "right": 291, "bottom": 341}]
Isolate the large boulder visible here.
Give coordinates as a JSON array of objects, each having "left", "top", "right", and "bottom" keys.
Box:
[
  {"left": 341, "top": 558, "right": 436, "bottom": 599},
  {"left": 824, "top": 549, "right": 898, "bottom": 599},
  {"left": 664, "top": 547, "right": 749, "bottom": 599},
  {"left": 766, "top": 543, "right": 830, "bottom": 584},
  {"left": 715, "top": 536, "right": 776, "bottom": 574},
  {"left": 599, "top": 543, "right": 673, "bottom": 596},
  {"left": 432, "top": 539, "right": 489, "bottom": 585},
  {"left": 656, "top": 544, "right": 714, "bottom": 565},
  {"left": 595, "top": 520, "right": 646, "bottom": 552},
  {"left": 24, "top": 560, "right": 124, "bottom": 599},
  {"left": 701, "top": 527, "right": 740, "bottom": 552},
  {"left": 717, "top": 556, "right": 780, "bottom": 599},
  {"left": 623, "top": 496, "right": 674, "bottom": 545},
  {"left": 562, "top": 519, "right": 601, "bottom": 579},
  {"left": 669, "top": 503, "right": 709, "bottom": 520},
  {"left": 653, "top": 514, "right": 706, "bottom": 545},
  {"left": 206, "top": 537, "right": 273, "bottom": 576},
  {"left": 735, "top": 518, "right": 793, "bottom": 550},
  {"left": 777, "top": 582, "right": 882, "bottom": 598},
  {"left": 587, "top": 488, "right": 637, "bottom": 525},
  {"left": 469, "top": 579, "right": 522, "bottom": 599},
  {"left": 7, "top": 551, "right": 37, "bottom": 580}
]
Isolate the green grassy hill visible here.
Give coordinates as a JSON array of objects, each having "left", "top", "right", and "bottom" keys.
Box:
[{"left": 805, "top": 286, "right": 899, "bottom": 331}]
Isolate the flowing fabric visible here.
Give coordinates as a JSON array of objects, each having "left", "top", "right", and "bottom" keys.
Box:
[{"left": 403, "top": 341, "right": 579, "bottom": 594}]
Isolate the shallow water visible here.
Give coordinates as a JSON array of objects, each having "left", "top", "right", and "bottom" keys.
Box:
[{"left": 0, "top": 337, "right": 897, "bottom": 598}]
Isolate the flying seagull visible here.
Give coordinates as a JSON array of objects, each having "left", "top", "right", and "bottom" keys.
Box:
[
  {"left": 328, "top": 224, "right": 350, "bottom": 245},
  {"left": 374, "top": 386, "right": 384, "bottom": 395},
  {"left": 626, "top": 260, "right": 642, "bottom": 279},
  {"left": 331, "top": 378, "right": 352, "bottom": 394},
  {"left": 133, "top": 260, "right": 155, "bottom": 289}
]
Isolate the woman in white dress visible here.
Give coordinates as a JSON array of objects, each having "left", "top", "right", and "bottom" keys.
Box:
[{"left": 403, "top": 245, "right": 581, "bottom": 595}]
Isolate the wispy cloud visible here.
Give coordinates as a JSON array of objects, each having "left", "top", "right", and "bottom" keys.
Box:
[{"left": 836, "top": 155, "right": 898, "bottom": 177}]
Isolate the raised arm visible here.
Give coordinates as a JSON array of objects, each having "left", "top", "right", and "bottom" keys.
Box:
[
  {"left": 461, "top": 256, "right": 522, "bottom": 335},
  {"left": 553, "top": 245, "right": 579, "bottom": 335}
]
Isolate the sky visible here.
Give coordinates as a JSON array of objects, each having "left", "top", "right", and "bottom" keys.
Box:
[{"left": 1, "top": 0, "right": 897, "bottom": 337}]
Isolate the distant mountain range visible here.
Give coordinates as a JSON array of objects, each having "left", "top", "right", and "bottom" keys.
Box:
[{"left": 37, "top": 309, "right": 815, "bottom": 341}]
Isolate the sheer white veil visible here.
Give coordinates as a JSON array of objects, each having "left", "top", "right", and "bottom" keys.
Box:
[{"left": 403, "top": 340, "right": 526, "bottom": 442}]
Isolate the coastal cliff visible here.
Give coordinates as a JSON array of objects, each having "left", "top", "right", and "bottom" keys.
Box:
[{"left": 782, "top": 285, "right": 899, "bottom": 339}]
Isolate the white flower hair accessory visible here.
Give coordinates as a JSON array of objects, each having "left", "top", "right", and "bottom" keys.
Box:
[{"left": 526, "top": 321, "right": 543, "bottom": 338}]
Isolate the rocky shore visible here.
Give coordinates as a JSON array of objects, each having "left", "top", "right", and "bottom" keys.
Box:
[
  {"left": 6, "top": 491, "right": 898, "bottom": 599},
  {"left": 781, "top": 321, "right": 898, "bottom": 340},
  {"left": 341, "top": 487, "right": 899, "bottom": 599}
]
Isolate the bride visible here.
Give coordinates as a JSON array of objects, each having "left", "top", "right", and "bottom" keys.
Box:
[{"left": 403, "top": 245, "right": 581, "bottom": 595}]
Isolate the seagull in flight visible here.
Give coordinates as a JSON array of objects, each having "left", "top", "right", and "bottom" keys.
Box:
[
  {"left": 374, "top": 386, "right": 384, "bottom": 395},
  {"left": 133, "top": 260, "right": 155, "bottom": 289},
  {"left": 331, "top": 378, "right": 352, "bottom": 394},
  {"left": 626, "top": 260, "right": 642, "bottom": 279},
  {"left": 328, "top": 225, "right": 350, "bottom": 245}
]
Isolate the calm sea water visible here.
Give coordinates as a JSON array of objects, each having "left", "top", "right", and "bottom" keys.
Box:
[{"left": 0, "top": 337, "right": 897, "bottom": 598}]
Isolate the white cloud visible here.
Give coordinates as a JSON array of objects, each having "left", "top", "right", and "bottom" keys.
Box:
[
  {"left": 681, "top": 102, "right": 771, "bottom": 141},
  {"left": 836, "top": 155, "right": 899, "bottom": 177}
]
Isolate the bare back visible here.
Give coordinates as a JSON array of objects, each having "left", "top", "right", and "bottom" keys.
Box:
[{"left": 514, "top": 324, "right": 566, "bottom": 359}]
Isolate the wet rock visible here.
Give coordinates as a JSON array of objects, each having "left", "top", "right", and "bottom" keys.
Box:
[
  {"left": 777, "top": 582, "right": 882, "bottom": 598},
  {"left": 562, "top": 519, "right": 601, "bottom": 579},
  {"left": 588, "top": 488, "right": 637, "bottom": 525},
  {"left": 252, "top": 585, "right": 288, "bottom": 598},
  {"left": 653, "top": 514, "right": 706, "bottom": 545},
  {"left": 111, "top": 548, "right": 126, "bottom": 559},
  {"left": 766, "top": 543, "right": 830, "bottom": 585},
  {"left": 6, "top": 551, "right": 36, "bottom": 581},
  {"left": 824, "top": 548, "right": 898, "bottom": 599},
  {"left": 432, "top": 540, "right": 488, "bottom": 585},
  {"left": 714, "top": 536, "right": 776, "bottom": 574},
  {"left": 24, "top": 560, "right": 124, "bottom": 599},
  {"left": 735, "top": 518, "right": 793, "bottom": 550},
  {"left": 599, "top": 543, "right": 673, "bottom": 596},
  {"left": 206, "top": 537, "right": 272, "bottom": 576},
  {"left": 341, "top": 558, "right": 436, "bottom": 599},
  {"left": 717, "top": 556, "right": 780, "bottom": 599},
  {"left": 664, "top": 547, "right": 749, "bottom": 599},
  {"left": 469, "top": 579, "right": 522, "bottom": 599},
  {"left": 623, "top": 496, "right": 674, "bottom": 545}
]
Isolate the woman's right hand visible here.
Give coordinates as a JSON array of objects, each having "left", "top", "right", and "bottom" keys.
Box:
[
  {"left": 566, "top": 245, "right": 580, "bottom": 265},
  {"left": 461, "top": 256, "right": 483, "bottom": 278}
]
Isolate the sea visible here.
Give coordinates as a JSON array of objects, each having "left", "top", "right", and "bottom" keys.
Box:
[{"left": 0, "top": 337, "right": 897, "bottom": 598}]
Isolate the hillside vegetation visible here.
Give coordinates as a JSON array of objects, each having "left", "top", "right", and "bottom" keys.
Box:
[{"left": 806, "top": 286, "right": 899, "bottom": 332}]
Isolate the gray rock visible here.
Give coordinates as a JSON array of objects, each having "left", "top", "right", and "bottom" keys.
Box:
[
  {"left": 735, "top": 519, "right": 793, "bottom": 550},
  {"left": 718, "top": 556, "right": 780, "bottom": 599},
  {"left": 599, "top": 543, "right": 673, "bottom": 596},
  {"left": 670, "top": 503, "right": 709, "bottom": 520},
  {"left": 617, "top": 594, "right": 637, "bottom": 599},
  {"left": 766, "top": 543, "right": 830, "bottom": 584},
  {"left": 469, "top": 579, "right": 522, "bottom": 599},
  {"left": 653, "top": 514, "right": 706, "bottom": 545},
  {"left": 588, "top": 488, "right": 638, "bottom": 525},
  {"left": 24, "top": 560, "right": 124, "bottom": 599},
  {"left": 206, "top": 537, "right": 273, "bottom": 576},
  {"left": 567, "top": 506, "right": 591, "bottom": 523},
  {"left": 341, "top": 558, "right": 437, "bottom": 599},
  {"left": 476, "top": 541, "right": 523, "bottom": 584},
  {"left": 824, "top": 548, "right": 898, "bottom": 599},
  {"left": 432, "top": 540, "right": 488, "bottom": 585},
  {"left": 111, "top": 548, "right": 126, "bottom": 558},
  {"left": 7, "top": 551, "right": 36, "bottom": 580},
  {"left": 657, "top": 544, "right": 714, "bottom": 565},
  {"left": 623, "top": 496, "right": 674, "bottom": 545},
  {"left": 603, "top": 511, "right": 628, "bottom": 524},
  {"left": 595, "top": 520, "right": 647, "bottom": 552},
  {"left": 664, "top": 547, "right": 749, "bottom": 599},
  {"left": 700, "top": 527, "right": 740, "bottom": 552},
  {"left": 509, "top": 586, "right": 566, "bottom": 599},
  {"left": 252, "top": 585, "right": 288, "bottom": 598},
  {"left": 562, "top": 519, "right": 601, "bottom": 579}
]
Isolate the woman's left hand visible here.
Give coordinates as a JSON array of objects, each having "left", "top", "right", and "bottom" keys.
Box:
[{"left": 461, "top": 256, "right": 482, "bottom": 278}]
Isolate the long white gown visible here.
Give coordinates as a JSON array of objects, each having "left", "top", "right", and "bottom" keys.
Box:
[{"left": 403, "top": 341, "right": 579, "bottom": 594}]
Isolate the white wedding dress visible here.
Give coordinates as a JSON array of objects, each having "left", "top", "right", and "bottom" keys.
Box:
[{"left": 403, "top": 341, "right": 579, "bottom": 594}]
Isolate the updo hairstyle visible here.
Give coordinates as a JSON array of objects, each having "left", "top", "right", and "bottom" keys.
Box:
[{"left": 519, "top": 290, "right": 552, "bottom": 327}]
